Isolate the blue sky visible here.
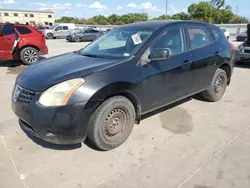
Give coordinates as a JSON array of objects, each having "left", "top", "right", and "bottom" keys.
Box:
[{"left": 0, "top": 0, "right": 249, "bottom": 19}]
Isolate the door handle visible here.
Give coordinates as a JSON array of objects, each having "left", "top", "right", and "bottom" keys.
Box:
[{"left": 183, "top": 60, "right": 191, "bottom": 66}]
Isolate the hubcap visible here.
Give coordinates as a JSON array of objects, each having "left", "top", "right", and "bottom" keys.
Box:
[
  {"left": 103, "top": 108, "right": 128, "bottom": 142},
  {"left": 214, "top": 75, "right": 225, "bottom": 95},
  {"left": 24, "top": 50, "right": 38, "bottom": 64}
]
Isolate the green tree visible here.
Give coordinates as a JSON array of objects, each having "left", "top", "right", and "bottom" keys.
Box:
[
  {"left": 188, "top": 2, "right": 214, "bottom": 23},
  {"left": 171, "top": 12, "right": 191, "bottom": 20},
  {"left": 108, "top": 14, "right": 120, "bottom": 25}
]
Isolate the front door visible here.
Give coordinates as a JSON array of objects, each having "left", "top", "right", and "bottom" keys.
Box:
[
  {"left": 139, "top": 25, "right": 193, "bottom": 113},
  {"left": 53, "top": 26, "right": 63, "bottom": 37},
  {"left": 0, "top": 24, "right": 16, "bottom": 60}
]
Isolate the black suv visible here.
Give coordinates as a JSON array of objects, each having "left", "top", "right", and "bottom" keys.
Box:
[{"left": 12, "top": 20, "right": 235, "bottom": 151}]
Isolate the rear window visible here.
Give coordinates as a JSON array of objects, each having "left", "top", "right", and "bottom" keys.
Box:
[{"left": 15, "top": 26, "right": 32, "bottom": 35}]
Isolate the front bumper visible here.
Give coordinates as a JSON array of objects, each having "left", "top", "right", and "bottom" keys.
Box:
[
  {"left": 235, "top": 50, "right": 250, "bottom": 63},
  {"left": 11, "top": 88, "right": 98, "bottom": 145}
]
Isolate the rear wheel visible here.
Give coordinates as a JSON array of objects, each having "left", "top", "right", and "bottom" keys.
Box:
[
  {"left": 46, "top": 33, "right": 53, "bottom": 40},
  {"left": 87, "top": 96, "right": 135, "bottom": 151},
  {"left": 201, "top": 69, "right": 227, "bottom": 102},
  {"left": 20, "top": 47, "right": 40, "bottom": 65}
]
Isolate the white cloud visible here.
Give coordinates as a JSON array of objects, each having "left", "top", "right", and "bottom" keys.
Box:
[
  {"left": 89, "top": 2, "right": 107, "bottom": 10},
  {"left": 139, "top": 2, "right": 152, "bottom": 10},
  {"left": 169, "top": 4, "right": 178, "bottom": 14},
  {"left": 127, "top": 3, "right": 137, "bottom": 8},
  {"left": 3, "top": 0, "right": 15, "bottom": 4},
  {"left": 117, "top": 6, "right": 123, "bottom": 9},
  {"left": 53, "top": 3, "right": 71, "bottom": 10},
  {"left": 76, "top": 4, "right": 86, "bottom": 8},
  {"left": 28, "top": 2, "right": 47, "bottom": 7},
  {"left": 138, "top": 2, "right": 164, "bottom": 12}
]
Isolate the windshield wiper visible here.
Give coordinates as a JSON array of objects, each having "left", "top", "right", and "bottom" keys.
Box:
[{"left": 81, "top": 53, "right": 104, "bottom": 58}]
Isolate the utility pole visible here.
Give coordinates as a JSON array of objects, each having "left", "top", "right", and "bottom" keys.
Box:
[
  {"left": 236, "top": 6, "right": 239, "bottom": 16},
  {"left": 165, "top": 0, "right": 168, "bottom": 16}
]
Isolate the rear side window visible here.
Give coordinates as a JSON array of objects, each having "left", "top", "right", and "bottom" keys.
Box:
[
  {"left": 63, "top": 26, "right": 68, "bottom": 30},
  {"left": 211, "top": 29, "right": 220, "bottom": 39},
  {"left": 186, "top": 25, "right": 211, "bottom": 50},
  {"left": 15, "top": 26, "right": 32, "bottom": 35}
]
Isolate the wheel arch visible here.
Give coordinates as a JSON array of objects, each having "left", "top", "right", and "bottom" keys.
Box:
[
  {"left": 17, "top": 45, "right": 40, "bottom": 59},
  {"left": 219, "top": 63, "right": 232, "bottom": 85},
  {"left": 85, "top": 82, "right": 142, "bottom": 124}
]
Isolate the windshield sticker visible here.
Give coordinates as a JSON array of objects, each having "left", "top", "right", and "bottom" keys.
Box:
[
  {"left": 131, "top": 33, "right": 142, "bottom": 45},
  {"left": 123, "top": 53, "right": 130, "bottom": 57}
]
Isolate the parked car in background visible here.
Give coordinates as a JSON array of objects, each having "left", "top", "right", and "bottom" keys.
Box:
[
  {"left": 36, "top": 25, "right": 50, "bottom": 32},
  {"left": 220, "top": 27, "right": 230, "bottom": 39},
  {"left": 236, "top": 30, "right": 247, "bottom": 41},
  {"left": 235, "top": 24, "right": 250, "bottom": 63},
  {"left": 44, "top": 23, "right": 76, "bottom": 39},
  {"left": 0, "top": 23, "right": 48, "bottom": 65},
  {"left": 12, "top": 20, "right": 235, "bottom": 151},
  {"left": 66, "top": 28, "right": 104, "bottom": 42}
]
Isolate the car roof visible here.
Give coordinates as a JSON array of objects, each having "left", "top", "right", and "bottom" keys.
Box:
[{"left": 117, "top": 20, "right": 213, "bottom": 30}]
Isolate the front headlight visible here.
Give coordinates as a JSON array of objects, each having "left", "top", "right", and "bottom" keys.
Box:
[{"left": 38, "top": 78, "right": 85, "bottom": 107}]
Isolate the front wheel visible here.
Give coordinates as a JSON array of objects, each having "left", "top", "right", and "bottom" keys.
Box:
[
  {"left": 87, "top": 96, "right": 135, "bottom": 151},
  {"left": 20, "top": 47, "right": 40, "bottom": 65},
  {"left": 46, "top": 33, "right": 54, "bottom": 40},
  {"left": 201, "top": 69, "right": 228, "bottom": 102},
  {"left": 74, "top": 36, "right": 80, "bottom": 42}
]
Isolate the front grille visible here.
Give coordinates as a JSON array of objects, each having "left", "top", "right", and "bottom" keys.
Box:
[
  {"left": 244, "top": 50, "right": 250, "bottom": 53},
  {"left": 13, "top": 85, "right": 35, "bottom": 105}
]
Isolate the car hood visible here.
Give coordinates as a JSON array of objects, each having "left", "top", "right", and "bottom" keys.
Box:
[
  {"left": 44, "top": 29, "right": 54, "bottom": 33},
  {"left": 17, "top": 53, "right": 119, "bottom": 91},
  {"left": 239, "top": 32, "right": 247, "bottom": 37}
]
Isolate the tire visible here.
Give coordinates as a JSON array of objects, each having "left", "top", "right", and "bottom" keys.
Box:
[
  {"left": 46, "top": 33, "right": 53, "bottom": 40},
  {"left": 20, "top": 47, "right": 40, "bottom": 65},
  {"left": 74, "top": 36, "right": 80, "bottom": 42},
  {"left": 201, "top": 69, "right": 227, "bottom": 102},
  {"left": 87, "top": 96, "right": 135, "bottom": 151}
]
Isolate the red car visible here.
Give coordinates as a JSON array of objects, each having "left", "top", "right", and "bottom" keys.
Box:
[{"left": 0, "top": 23, "right": 48, "bottom": 65}]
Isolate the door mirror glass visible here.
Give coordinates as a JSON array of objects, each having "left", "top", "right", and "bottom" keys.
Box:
[{"left": 149, "top": 48, "right": 170, "bottom": 61}]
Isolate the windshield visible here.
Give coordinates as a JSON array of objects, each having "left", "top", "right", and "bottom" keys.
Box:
[
  {"left": 72, "top": 30, "right": 83, "bottom": 34},
  {"left": 80, "top": 27, "right": 153, "bottom": 58}
]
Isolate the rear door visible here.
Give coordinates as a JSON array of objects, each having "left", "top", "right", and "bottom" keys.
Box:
[
  {"left": 62, "top": 26, "right": 70, "bottom": 37},
  {"left": 185, "top": 24, "right": 217, "bottom": 93},
  {"left": 0, "top": 24, "right": 16, "bottom": 60}
]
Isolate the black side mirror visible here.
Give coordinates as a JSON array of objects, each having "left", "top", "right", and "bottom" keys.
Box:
[{"left": 149, "top": 48, "right": 170, "bottom": 61}]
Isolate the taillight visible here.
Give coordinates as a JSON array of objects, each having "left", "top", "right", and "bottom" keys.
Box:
[{"left": 229, "top": 42, "right": 236, "bottom": 52}]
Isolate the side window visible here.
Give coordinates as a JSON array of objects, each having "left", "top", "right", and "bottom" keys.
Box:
[
  {"left": 1, "top": 24, "right": 15, "bottom": 35},
  {"left": 212, "top": 29, "right": 220, "bottom": 39},
  {"left": 187, "top": 25, "right": 210, "bottom": 50},
  {"left": 150, "top": 26, "right": 185, "bottom": 56},
  {"left": 15, "top": 26, "right": 32, "bottom": 35},
  {"left": 55, "top": 26, "right": 62, "bottom": 31},
  {"left": 63, "top": 26, "right": 68, "bottom": 30},
  {"left": 91, "top": 30, "right": 99, "bottom": 33}
]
